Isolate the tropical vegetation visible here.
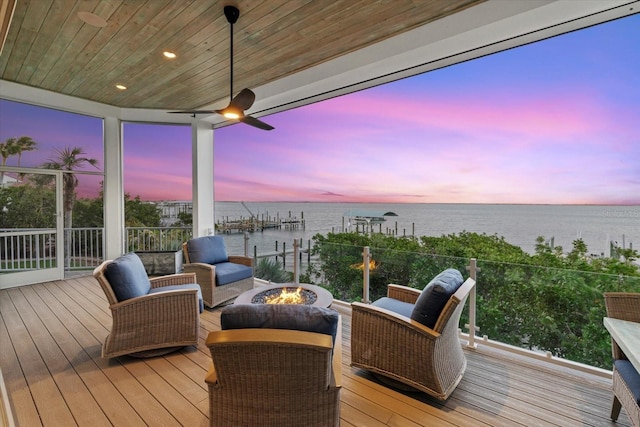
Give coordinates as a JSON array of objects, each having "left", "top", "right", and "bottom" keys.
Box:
[
  {"left": 255, "top": 257, "right": 292, "bottom": 283},
  {"left": 0, "top": 136, "right": 37, "bottom": 184},
  {"left": 304, "top": 231, "right": 639, "bottom": 368}
]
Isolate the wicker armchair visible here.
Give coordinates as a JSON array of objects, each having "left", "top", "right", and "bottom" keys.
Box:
[
  {"left": 182, "top": 236, "right": 254, "bottom": 308},
  {"left": 205, "top": 304, "right": 342, "bottom": 427},
  {"left": 351, "top": 275, "right": 475, "bottom": 400},
  {"left": 93, "top": 252, "right": 202, "bottom": 358},
  {"left": 604, "top": 292, "right": 640, "bottom": 427}
]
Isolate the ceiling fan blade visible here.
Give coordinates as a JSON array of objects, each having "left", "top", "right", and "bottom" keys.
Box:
[
  {"left": 230, "top": 88, "right": 256, "bottom": 111},
  {"left": 240, "top": 115, "right": 275, "bottom": 131}
]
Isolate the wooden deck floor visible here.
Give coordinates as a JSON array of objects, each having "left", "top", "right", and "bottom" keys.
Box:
[{"left": 0, "top": 275, "right": 632, "bottom": 427}]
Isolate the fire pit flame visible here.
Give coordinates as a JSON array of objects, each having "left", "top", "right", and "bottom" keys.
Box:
[
  {"left": 265, "top": 286, "right": 304, "bottom": 304},
  {"left": 250, "top": 286, "right": 318, "bottom": 305}
]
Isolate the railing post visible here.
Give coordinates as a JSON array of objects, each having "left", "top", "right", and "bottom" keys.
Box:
[
  {"left": 293, "top": 239, "right": 300, "bottom": 283},
  {"left": 35, "top": 234, "right": 41, "bottom": 270},
  {"left": 466, "top": 258, "right": 480, "bottom": 349},
  {"left": 282, "top": 242, "right": 286, "bottom": 268},
  {"left": 243, "top": 232, "right": 249, "bottom": 257},
  {"left": 362, "top": 246, "right": 371, "bottom": 303}
]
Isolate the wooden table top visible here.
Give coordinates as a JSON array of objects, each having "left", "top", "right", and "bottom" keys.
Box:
[{"left": 604, "top": 317, "right": 640, "bottom": 372}]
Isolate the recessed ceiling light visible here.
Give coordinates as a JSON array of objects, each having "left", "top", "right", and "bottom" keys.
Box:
[
  {"left": 115, "top": 84, "right": 127, "bottom": 90},
  {"left": 77, "top": 11, "right": 107, "bottom": 28},
  {"left": 163, "top": 51, "right": 177, "bottom": 59}
]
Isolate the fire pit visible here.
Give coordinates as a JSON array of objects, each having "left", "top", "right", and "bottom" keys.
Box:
[
  {"left": 251, "top": 286, "right": 317, "bottom": 305},
  {"left": 234, "top": 283, "right": 333, "bottom": 308}
]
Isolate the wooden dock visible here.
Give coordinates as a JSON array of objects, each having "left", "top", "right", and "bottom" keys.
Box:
[{"left": 216, "top": 213, "right": 305, "bottom": 234}]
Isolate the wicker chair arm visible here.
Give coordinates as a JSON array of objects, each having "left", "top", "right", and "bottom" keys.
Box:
[
  {"left": 387, "top": 284, "right": 421, "bottom": 303},
  {"left": 150, "top": 272, "right": 197, "bottom": 288},
  {"left": 228, "top": 255, "right": 254, "bottom": 268},
  {"left": 183, "top": 262, "right": 215, "bottom": 275},
  {"left": 332, "top": 317, "right": 343, "bottom": 388},
  {"left": 351, "top": 301, "right": 440, "bottom": 339},
  {"left": 206, "top": 328, "right": 333, "bottom": 348},
  {"left": 205, "top": 364, "right": 217, "bottom": 386}
]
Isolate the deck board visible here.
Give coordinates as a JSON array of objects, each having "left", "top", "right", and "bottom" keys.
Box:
[{"left": 0, "top": 275, "right": 632, "bottom": 427}]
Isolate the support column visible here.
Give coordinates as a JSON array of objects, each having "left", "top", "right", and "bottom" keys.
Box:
[
  {"left": 103, "top": 116, "right": 125, "bottom": 259},
  {"left": 192, "top": 119, "right": 215, "bottom": 237}
]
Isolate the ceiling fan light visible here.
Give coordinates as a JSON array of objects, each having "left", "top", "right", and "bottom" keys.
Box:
[{"left": 222, "top": 106, "right": 242, "bottom": 119}]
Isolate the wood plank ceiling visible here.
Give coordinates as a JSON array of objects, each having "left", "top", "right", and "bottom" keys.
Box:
[{"left": 0, "top": 0, "right": 483, "bottom": 111}]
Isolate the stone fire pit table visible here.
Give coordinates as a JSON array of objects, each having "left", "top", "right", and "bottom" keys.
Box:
[{"left": 234, "top": 283, "right": 333, "bottom": 308}]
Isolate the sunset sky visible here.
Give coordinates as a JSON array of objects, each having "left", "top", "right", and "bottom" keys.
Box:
[{"left": 1, "top": 13, "right": 638, "bottom": 205}]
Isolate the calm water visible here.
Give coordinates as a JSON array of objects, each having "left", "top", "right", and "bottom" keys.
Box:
[{"left": 214, "top": 202, "right": 639, "bottom": 257}]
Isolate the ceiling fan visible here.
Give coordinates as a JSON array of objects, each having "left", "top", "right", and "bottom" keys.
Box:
[{"left": 169, "top": 5, "right": 274, "bottom": 131}]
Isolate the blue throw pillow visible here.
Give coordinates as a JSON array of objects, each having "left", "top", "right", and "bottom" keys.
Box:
[
  {"left": 410, "top": 268, "right": 463, "bottom": 328},
  {"left": 104, "top": 252, "right": 152, "bottom": 301},
  {"left": 187, "top": 236, "right": 228, "bottom": 265},
  {"left": 221, "top": 304, "right": 340, "bottom": 343}
]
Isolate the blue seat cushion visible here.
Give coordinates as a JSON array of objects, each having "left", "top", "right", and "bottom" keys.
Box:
[
  {"left": 221, "top": 304, "right": 340, "bottom": 344},
  {"left": 410, "top": 268, "right": 464, "bottom": 328},
  {"left": 615, "top": 359, "right": 640, "bottom": 404},
  {"left": 372, "top": 297, "right": 414, "bottom": 318},
  {"left": 149, "top": 283, "right": 204, "bottom": 313},
  {"left": 215, "top": 262, "right": 253, "bottom": 286},
  {"left": 187, "top": 236, "right": 228, "bottom": 264},
  {"left": 104, "top": 252, "right": 151, "bottom": 301}
]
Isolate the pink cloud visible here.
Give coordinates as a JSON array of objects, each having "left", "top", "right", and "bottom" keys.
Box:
[{"left": 308, "top": 90, "right": 610, "bottom": 143}]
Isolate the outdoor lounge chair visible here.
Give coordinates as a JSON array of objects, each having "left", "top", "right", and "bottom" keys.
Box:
[
  {"left": 604, "top": 292, "right": 640, "bottom": 427},
  {"left": 93, "top": 252, "right": 202, "bottom": 358},
  {"left": 182, "top": 235, "right": 254, "bottom": 308},
  {"left": 351, "top": 269, "right": 475, "bottom": 400},
  {"left": 205, "top": 304, "right": 342, "bottom": 427}
]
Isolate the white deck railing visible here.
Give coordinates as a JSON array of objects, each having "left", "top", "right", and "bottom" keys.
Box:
[
  {"left": 0, "top": 227, "right": 192, "bottom": 272},
  {"left": 126, "top": 226, "right": 192, "bottom": 252},
  {"left": 0, "top": 227, "right": 303, "bottom": 272},
  {"left": 0, "top": 229, "right": 56, "bottom": 270}
]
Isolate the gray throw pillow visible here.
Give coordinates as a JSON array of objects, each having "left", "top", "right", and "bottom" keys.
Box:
[
  {"left": 221, "top": 304, "right": 340, "bottom": 343},
  {"left": 410, "top": 268, "right": 463, "bottom": 328}
]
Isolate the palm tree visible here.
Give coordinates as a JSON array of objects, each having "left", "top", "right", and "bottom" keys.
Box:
[
  {"left": 0, "top": 137, "right": 19, "bottom": 185},
  {"left": 15, "top": 136, "right": 38, "bottom": 166},
  {"left": 41, "top": 147, "right": 99, "bottom": 269}
]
